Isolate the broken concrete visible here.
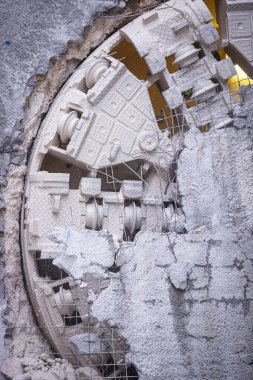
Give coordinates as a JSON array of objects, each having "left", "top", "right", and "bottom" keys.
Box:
[
  {"left": 1, "top": 0, "right": 156, "bottom": 377},
  {"left": 50, "top": 226, "right": 117, "bottom": 280},
  {"left": 6, "top": 355, "right": 76, "bottom": 380},
  {"left": 91, "top": 227, "right": 253, "bottom": 380},
  {"left": 1, "top": 2, "right": 160, "bottom": 376},
  {"left": 178, "top": 126, "right": 253, "bottom": 235},
  {"left": 70, "top": 333, "right": 105, "bottom": 355},
  {"left": 1, "top": 1, "right": 253, "bottom": 379}
]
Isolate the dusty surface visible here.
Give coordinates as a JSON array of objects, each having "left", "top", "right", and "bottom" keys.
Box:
[
  {"left": 50, "top": 226, "right": 117, "bottom": 279},
  {"left": 178, "top": 126, "right": 253, "bottom": 235},
  {"left": 0, "top": 0, "right": 160, "bottom": 378},
  {"left": 91, "top": 126, "right": 253, "bottom": 380},
  {"left": 46, "top": 124, "right": 253, "bottom": 379},
  {"left": 1, "top": 1, "right": 253, "bottom": 379},
  {"left": 91, "top": 227, "right": 253, "bottom": 380}
]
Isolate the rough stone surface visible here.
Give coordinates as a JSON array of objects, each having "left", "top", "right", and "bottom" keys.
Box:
[
  {"left": 0, "top": 0, "right": 137, "bottom": 377},
  {"left": 0, "top": 165, "right": 52, "bottom": 380},
  {"left": 233, "top": 85, "right": 253, "bottom": 129},
  {"left": 5, "top": 355, "right": 77, "bottom": 380},
  {"left": 178, "top": 127, "right": 253, "bottom": 235},
  {"left": 0, "top": 0, "right": 120, "bottom": 156},
  {"left": 50, "top": 226, "right": 117, "bottom": 279},
  {"left": 70, "top": 333, "right": 105, "bottom": 355},
  {"left": 92, "top": 228, "right": 253, "bottom": 380},
  {"left": 1, "top": 0, "right": 253, "bottom": 379}
]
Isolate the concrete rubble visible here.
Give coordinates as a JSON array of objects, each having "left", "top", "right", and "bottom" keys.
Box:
[
  {"left": 0, "top": 0, "right": 141, "bottom": 377},
  {"left": 2, "top": 354, "right": 102, "bottom": 380},
  {"left": 178, "top": 126, "right": 253, "bottom": 235},
  {"left": 48, "top": 122, "right": 253, "bottom": 379},
  {"left": 91, "top": 227, "right": 253, "bottom": 380},
  {"left": 50, "top": 226, "right": 117, "bottom": 280},
  {"left": 1, "top": 0, "right": 253, "bottom": 379}
]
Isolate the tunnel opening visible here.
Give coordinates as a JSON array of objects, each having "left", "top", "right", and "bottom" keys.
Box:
[
  {"left": 40, "top": 153, "right": 87, "bottom": 189},
  {"left": 35, "top": 251, "right": 68, "bottom": 281}
]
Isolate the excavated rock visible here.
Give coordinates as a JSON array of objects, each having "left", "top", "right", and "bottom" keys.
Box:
[
  {"left": 49, "top": 226, "right": 117, "bottom": 280},
  {"left": 1, "top": 0, "right": 253, "bottom": 379},
  {"left": 91, "top": 227, "right": 253, "bottom": 380},
  {"left": 178, "top": 127, "right": 253, "bottom": 235}
]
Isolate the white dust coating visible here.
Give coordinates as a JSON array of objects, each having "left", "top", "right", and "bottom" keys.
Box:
[
  {"left": 178, "top": 127, "right": 253, "bottom": 234},
  {"left": 49, "top": 226, "right": 117, "bottom": 280},
  {"left": 91, "top": 231, "right": 190, "bottom": 380},
  {"left": 90, "top": 226, "right": 253, "bottom": 380},
  {"left": 20, "top": 122, "right": 253, "bottom": 380}
]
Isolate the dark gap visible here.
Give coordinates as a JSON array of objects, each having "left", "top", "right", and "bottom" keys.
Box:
[
  {"left": 163, "top": 201, "right": 174, "bottom": 210},
  {"left": 98, "top": 355, "right": 115, "bottom": 377},
  {"left": 35, "top": 252, "right": 68, "bottom": 280},
  {"left": 86, "top": 197, "right": 103, "bottom": 205},
  {"left": 124, "top": 199, "right": 141, "bottom": 207},
  {"left": 85, "top": 225, "right": 103, "bottom": 232},
  {"left": 4, "top": 327, "right": 14, "bottom": 339},
  {"left": 97, "top": 161, "right": 141, "bottom": 192},
  {"left": 148, "top": 82, "right": 171, "bottom": 131},
  {"left": 85, "top": 198, "right": 103, "bottom": 231},
  {"left": 157, "top": 74, "right": 170, "bottom": 92},
  {"left": 20, "top": 248, "right": 60, "bottom": 357},
  {"left": 110, "top": 38, "right": 150, "bottom": 81},
  {"left": 199, "top": 123, "right": 211, "bottom": 133},
  {"left": 165, "top": 53, "right": 180, "bottom": 74},
  {"left": 58, "top": 141, "right": 68, "bottom": 150},
  {"left": 170, "top": 107, "right": 190, "bottom": 135},
  {"left": 108, "top": 264, "right": 120, "bottom": 273},
  {"left": 124, "top": 364, "right": 139, "bottom": 379},
  {"left": 212, "top": 51, "right": 221, "bottom": 61},
  {"left": 168, "top": 161, "right": 177, "bottom": 184},
  {"left": 123, "top": 228, "right": 140, "bottom": 243},
  {"left": 40, "top": 153, "right": 87, "bottom": 189},
  {"left": 184, "top": 96, "right": 197, "bottom": 109},
  {"left": 193, "top": 41, "right": 205, "bottom": 60},
  {"left": 211, "top": 77, "right": 222, "bottom": 93},
  {"left": 53, "top": 282, "right": 70, "bottom": 293},
  {"left": 105, "top": 363, "right": 139, "bottom": 379},
  {"left": 176, "top": 227, "right": 188, "bottom": 235},
  {"left": 182, "top": 87, "right": 196, "bottom": 110},
  {"left": 63, "top": 309, "right": 82, "bottom": 326},
  {"left": 77, "top": 77, "right": 89, "bottom": 94}
]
